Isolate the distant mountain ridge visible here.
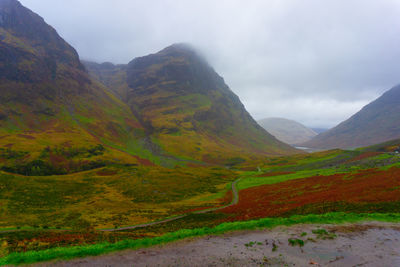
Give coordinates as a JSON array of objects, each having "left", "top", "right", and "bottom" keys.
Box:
[
  {"left": 257, "top": 117, "right": 317, "bottom": 145},
  {"left": 302, "top": 84, "right": 400, "bottom": 149},
  {"left": 311, "top": 128, "right": 328, "bottom": 134}
]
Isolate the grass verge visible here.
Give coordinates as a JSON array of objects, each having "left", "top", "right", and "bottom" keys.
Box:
[{"left": 1, "top": 212, "right": 400, "bottom": 265}]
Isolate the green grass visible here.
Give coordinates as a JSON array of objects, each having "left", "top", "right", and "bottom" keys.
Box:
[
  {"left": 1, "top": 212, "right": 400, "bottom": 265},
  {"left": 73, "top": 114, "right": 95, "bottom": 124},
  {"left": 288, "top": 238, "right": 304, "bottom": 247},
  {"left": 237, "top": 168, "right": 347, "bottom": 190},
  {"left": 312, "top": 228, "right": 337, "bottom": 239}
]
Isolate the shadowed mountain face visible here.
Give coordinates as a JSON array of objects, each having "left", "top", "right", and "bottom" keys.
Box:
[
  {"left": 0, "top": 0, "right": 88, "bottom": 101},
  {"left": 0, "top": 0, "right": 149, "bottom": 170},
  {"left": 86, "top": 44, "right": 298, "bottom": 163},
  {"left": 258, "top": 117, "right": 317, "bottom": 145},
  {"left": 302, "top": 84, "right": 400, "bottom": 149},
  {"left": 0, "top": 0, "right": 86, "bottom": 81}
]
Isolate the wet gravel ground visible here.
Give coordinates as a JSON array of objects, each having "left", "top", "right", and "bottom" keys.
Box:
[{"left": 40, "top": 222, "right": 400, "bottom": 267}]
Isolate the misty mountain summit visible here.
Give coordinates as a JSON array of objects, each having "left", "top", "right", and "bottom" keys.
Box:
[{"left": 86, "top": 43, "right": 298, "bottom": 162}]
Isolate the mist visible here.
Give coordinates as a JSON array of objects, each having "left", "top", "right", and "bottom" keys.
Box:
[{"left": 19, "top": 0, "right": 400, "bottom": 128}]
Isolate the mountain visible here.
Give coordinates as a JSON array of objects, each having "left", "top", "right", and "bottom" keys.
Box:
[
  {"left": 0, "top": 0, "right": 297, "bottom": 173},
  {"left": 257, "top": 117, "right": 317, "bottom": 145},
  {"left": 302, "top": 84, "right": 400, "bottom": 149},
  {"left": 85, "top": 44, "right": 298, "bottom": 163},
  {"left": 311, "top": 128, "right": 328, "bottom": 134},
  {"left": 0, "top": 0, "right": 153, "bottom": 174}
]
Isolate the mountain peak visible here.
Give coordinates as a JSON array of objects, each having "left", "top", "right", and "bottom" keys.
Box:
[
  {"left": 0, "top": 0, "right": 20, "bottom": 8},
  {"left": 155, "top": 43, "right": 208, "bottom": 63},
  {"left": 159, "top": 43, "right": 197, "bottom": 54},
  {"left": 0, "top": 0, "right": 84, "bottom": 80},
  {"left": 0, "top": 0, "right": 43, "bottom": 30},
  {"left": 122, "top": 44, "right": 298, "bottom": 161}
]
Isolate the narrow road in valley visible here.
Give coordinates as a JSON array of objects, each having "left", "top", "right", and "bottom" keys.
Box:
[
  {"left": 101, "top": 178, "right": 241, "bottom": 232},
  {"left": 194, "top": 178, "right": 240, "bottom": 214}
]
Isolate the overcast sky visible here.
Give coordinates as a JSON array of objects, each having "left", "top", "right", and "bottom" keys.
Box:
[{"left": 20, "top": 0, "right": 400, "bottom": 128}]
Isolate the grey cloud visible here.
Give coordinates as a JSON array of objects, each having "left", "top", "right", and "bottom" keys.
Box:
[{"left": 20, "top": 0, "right": 400, "bottom": 128}]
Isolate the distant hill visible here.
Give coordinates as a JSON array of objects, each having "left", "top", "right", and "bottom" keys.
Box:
[
  {"left": 85, "top": 44, "right": 298, "bottom": 163},
  {"left": 257, "top": 117, "right": 317, "bottom": 145},
  {"left": 311, "top": 128, "right": 328, "bottom": 134},
  {"left": 302, "top": 84, "right": 400, "bottom": 149}
]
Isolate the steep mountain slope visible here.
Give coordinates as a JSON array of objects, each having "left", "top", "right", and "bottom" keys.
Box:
[
  {"left": 0, "top": 0, "right": 152, "bottom": 173},
  {"left": 303, "top": 84, "right": 400, "bottom": 149},
  {"left": 258, "top": 117, "right": 317, "bottom": 145},
  {"left": 86, "top": 44, "right": 298, "bottom": 163}
]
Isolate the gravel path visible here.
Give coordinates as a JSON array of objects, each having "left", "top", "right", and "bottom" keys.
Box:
[{"left": 42, "top": 222, "right": 400, "bottom": 267}]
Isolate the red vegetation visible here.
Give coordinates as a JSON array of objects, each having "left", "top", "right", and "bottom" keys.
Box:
[
  {"left": 219, "top": 189, "right": 233, "bottom": 206},
  {"left": 347, "top": 152, "right": 381, "bottom": 163},
  {"left": 201, "top": 154, "right": 219, "bottom": 164},
  {"left": 219, "top": 167, "right": 400, "bottom": 221},
  {"left": 133, "top": 156, "right": 155, "bottom": 166},
  {"left": 124, "top": 118, "right": 142, "bottom": 129}
]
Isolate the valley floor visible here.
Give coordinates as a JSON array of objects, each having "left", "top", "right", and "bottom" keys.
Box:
[{"left": 41, "top": 222, "right": 400, "bottom": 267}]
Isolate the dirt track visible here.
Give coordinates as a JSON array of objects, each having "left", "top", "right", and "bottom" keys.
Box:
[{"left": 43, "top": 222, "right": 400, "bottom": 267}]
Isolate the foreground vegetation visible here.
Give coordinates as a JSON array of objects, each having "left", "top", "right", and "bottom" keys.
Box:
[
  {"left": 1, "top": 212, "right": 399, "bottom": 265},
  {"left": 1, "top": 139, "right": 399, "bottom": 264}
]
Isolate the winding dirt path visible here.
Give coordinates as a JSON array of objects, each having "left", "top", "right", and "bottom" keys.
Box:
[
  {"left": 195, "top": 178, "right": 240, "bottom": 214},
  {"left": 101, "top": 178, "right": 241, "bottom": 232}
]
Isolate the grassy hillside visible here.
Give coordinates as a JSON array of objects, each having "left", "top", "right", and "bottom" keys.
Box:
[{"left": 0, "top": 165, "right": 235, "bottom": 230}]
